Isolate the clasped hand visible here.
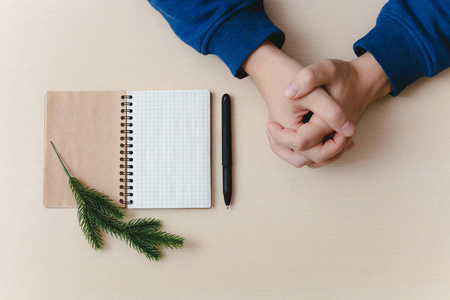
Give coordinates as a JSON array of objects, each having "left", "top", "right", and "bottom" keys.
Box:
[{"left": 243, "top": 41, "right": 391, "bottom": 168}]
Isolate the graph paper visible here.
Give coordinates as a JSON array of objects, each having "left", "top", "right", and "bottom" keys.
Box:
[{"left": 128, "top": 90, "right": 211, "bottom": 208}]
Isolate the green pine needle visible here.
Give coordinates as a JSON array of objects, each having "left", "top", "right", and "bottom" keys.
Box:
[{"left": 50, "top": 141, "right": 184, "bottom": 261}]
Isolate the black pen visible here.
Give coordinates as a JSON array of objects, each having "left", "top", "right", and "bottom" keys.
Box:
[{"left": 222, "top": 94, "right": 232, "bottom": 209}]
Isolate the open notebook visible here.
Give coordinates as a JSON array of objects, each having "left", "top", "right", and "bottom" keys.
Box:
[{"left": 44, "top": 90, "right": 211, "bottom": 208}]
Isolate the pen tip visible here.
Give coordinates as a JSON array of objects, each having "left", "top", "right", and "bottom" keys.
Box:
[{"left": 227, "top": 205, "right": 229, "bottom": 210}]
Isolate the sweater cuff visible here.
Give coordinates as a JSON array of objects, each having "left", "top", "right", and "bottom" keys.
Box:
[
  {"left": 353, "top": 14, "right": 428, "bottom": 96},
  {"left": 206, "top": 2, "right": 285, "bottom": 79}
]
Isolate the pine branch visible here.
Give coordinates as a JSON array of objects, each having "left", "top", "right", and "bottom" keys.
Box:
[{"left": 50, "top": 141, "right": 184, "bottom": 261}]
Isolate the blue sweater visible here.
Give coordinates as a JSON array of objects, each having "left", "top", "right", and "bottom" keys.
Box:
[
  {"left": 354, "top": 0, "right": 450, "bottom": 95},
  {"left": 148, "top": 0, "right": 449, "bottom": 95}
]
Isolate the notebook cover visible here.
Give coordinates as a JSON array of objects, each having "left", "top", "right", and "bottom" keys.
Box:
[{"left": 43, "top": 91, "right": 125, "bottom": 207}]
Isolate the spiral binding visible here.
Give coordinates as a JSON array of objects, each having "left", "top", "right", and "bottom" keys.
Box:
[{"left": 120, "top": 95, "right": 134, "bottom": 205}]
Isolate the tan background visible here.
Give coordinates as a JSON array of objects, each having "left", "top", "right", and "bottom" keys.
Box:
[{"left": 1, "top": 0, "right": 450, "bottom": 299}]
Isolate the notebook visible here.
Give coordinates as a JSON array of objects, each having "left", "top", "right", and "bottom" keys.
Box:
[{"left": 43, "top": 90, "right": 211, "bottom": 208}]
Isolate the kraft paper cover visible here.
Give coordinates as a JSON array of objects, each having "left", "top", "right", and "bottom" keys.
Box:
[{"left": 43, "top": 91, "right": 125, "bottom": 207}]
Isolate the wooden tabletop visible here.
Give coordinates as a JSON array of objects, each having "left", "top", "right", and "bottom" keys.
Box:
[{"left": 1, "top": 0, "right": 449, "bottom": 298}]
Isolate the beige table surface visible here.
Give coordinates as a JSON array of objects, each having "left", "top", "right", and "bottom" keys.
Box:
[{"left": 1, "top": 0, "right": 450, "bottom": 299}]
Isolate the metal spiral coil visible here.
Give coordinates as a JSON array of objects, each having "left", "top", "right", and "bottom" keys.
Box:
[{"left": 120, "top": 94, "right": 134, "bottom": 205}]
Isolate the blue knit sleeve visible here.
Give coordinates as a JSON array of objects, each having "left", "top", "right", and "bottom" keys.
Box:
[
  {"left": 147, "top": 0, "right": 285, "bottom": 78},
  {"left": 353, "top": 0, "right": 450, "bottom": 96}
]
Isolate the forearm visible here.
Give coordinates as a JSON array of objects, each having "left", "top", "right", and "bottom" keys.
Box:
[
  {"left": 148, "top": 0, "right": 285, "bottom": 78},
  {"left": 353, "top": 0, "right": 450, "bottom": 95},
  {"left": 350, "top": 52, "right": 392, "bottom": 107}
]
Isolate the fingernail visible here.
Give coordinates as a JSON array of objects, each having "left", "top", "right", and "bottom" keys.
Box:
[
  {"left": 341, "top": 120, "right": 356, "bottom": 137},
  {"left": 284, "top": 82, "right": 299, "bottom": 98}
]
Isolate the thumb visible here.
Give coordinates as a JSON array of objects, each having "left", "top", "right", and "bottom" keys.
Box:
[{"left": 284, "top": 60, "right": 337, "bottom": 99}]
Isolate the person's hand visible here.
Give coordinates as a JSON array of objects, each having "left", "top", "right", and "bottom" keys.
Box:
[
  {"left": 243, "top": 40, "right": 356, "bottom": 167},
  {"left": 267, "top": 52, "right": 392, "bottom": 167}
]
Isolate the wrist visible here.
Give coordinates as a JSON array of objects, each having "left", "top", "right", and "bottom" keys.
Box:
[
  {"left": 351, "top": 52, "right": 392, "bottom": 106},
  {"left": 242, "top": 39, "right": 303, "bottom": 80},
  {"left": 241, "top": 39, "right": 305, "bottom": 129}
]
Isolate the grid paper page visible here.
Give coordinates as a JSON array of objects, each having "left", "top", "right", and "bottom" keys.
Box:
[{"left": 128, "top": 90, "right": 211, "bottom": 208}]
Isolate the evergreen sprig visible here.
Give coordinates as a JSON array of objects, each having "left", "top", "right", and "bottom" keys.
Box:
[{"left": 51, "top": 141, "right": 184, "bottom": 261}]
